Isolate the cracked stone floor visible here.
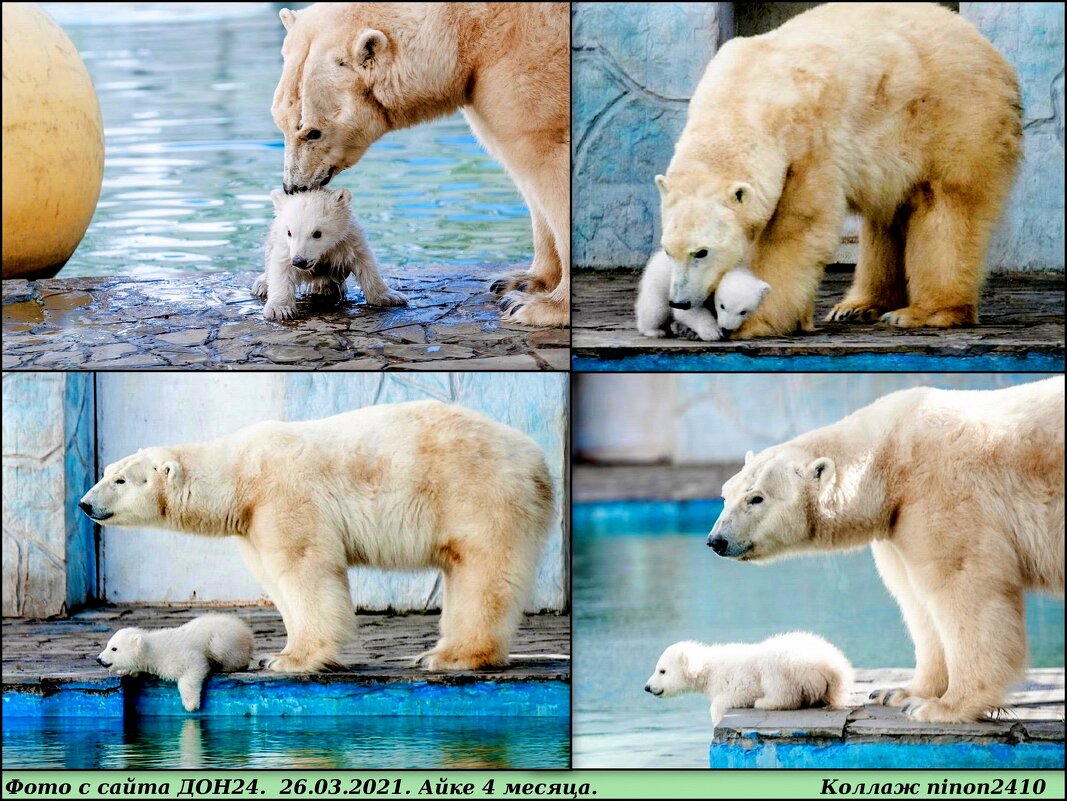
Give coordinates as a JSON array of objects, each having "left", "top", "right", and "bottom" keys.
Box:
[
  {"left": 2, "top": 265, "right": 568, "bottom": 371},
  {"left": 573, "top": 268, "right": 1065, "bottom": 370}
]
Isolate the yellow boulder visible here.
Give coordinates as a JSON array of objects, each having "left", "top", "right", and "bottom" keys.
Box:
[{"left": 2, "top": 3, "right": 104, "bottom": 279}]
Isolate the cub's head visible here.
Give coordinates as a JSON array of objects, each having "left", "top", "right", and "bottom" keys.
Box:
[
  {"left": 644, "top": 641, "right": 703, "bottom": 698},
  {"left": 714, "top": 269, "right": 771, "bottom": 332},
  {"left": 271, "top": 188, "right": 352, "bottom": 272},
  {"left": 97, "top": 627, "right": 146, "bottom": 673},
  {"left": 655, "top": 173, "right": 760, "bottom": 310},
  {"left": 79, "top": 447, "right": 182, "bottom": 527},
  {"left": 707, "top": 447, "right": 835, "bottom": 562}
]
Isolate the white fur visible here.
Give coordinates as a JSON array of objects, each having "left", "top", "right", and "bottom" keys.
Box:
[
  {"left": 97, "top": 615, "right": 254, "bottom": 712},
  {"left": 645, "top": 632, "right": 853, "bottom": 726},
  {"left": 253, "top": 187, "right": 406, "bottom": 321},
  {"left": 636, "top": 250, "right": 770, "bottom": 340}
]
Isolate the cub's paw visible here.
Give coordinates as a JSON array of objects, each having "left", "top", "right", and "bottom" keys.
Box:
[
  {"left": 263, "top": 302, "right": 298, "bottom": 322},
  {"left": 637, "top": 325, "right": 668, "bottom": 339},
  {"left": 250, "top": 274, "right": 269, "bottom": 299},
  {"left": 869, "top": 687, "right": 913, "bottom": 707},
  {"left": 366, "top": 289, "right": 408, "bottom": 308},
  {"left": 826, "top": 300, "right": 888, "bottom": 322}
]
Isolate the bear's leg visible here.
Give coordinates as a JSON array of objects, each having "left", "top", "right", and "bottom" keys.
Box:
[
  {"left": 235, "top": 539, "right": 295, "bottom": 658},
  {"left": 177, "top": 658, "right": 210, "bottom": 712},
  {"left": 883, "top": 185, "right": 990, "bottom": 328},
  {"left": 489, "top": 204, "right": 560, "bottom": 297},
  {"left": 499, "top": 145, "right": 570, "bottom": 328},
  {"left": 902, "top": 577, "right": 1026, "bottom": 723},
  {"left": 869, "top": 541, "right": 948, "bottom": 706},
  {"left": 754, "top": 683, "right": 804, "bottom": 711},
  {"left": 827, "top": 215, "right": 906, "bottom": 322},
  {"left": 733, "top": 168, "right": 846, "bottom": 338},
  {"left": 251, "top": 272, "right": 269, "bottom": 299},
  {"left": 260, "top": 555, "right": 354, "bottom": 673}
]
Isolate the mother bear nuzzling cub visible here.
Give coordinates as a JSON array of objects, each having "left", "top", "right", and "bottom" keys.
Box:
[
  {"left": 80, "top": 401, "right": 555, "bottom": 673},
  {"left": 657, "top": 2, "right": 1021, "bottom": 338}
]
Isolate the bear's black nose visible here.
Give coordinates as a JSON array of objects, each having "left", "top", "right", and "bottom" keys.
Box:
[
  {"left": 707, "top": 535, "right": 728, "bottom": 555},
  {"left": 668, "top": 300, "right": 691, "bottom": 310},
  {"left": 96, "top": 657, "right": 109, "bottom": 667},
  {"left": 644, "top": 684, "right": 652, "bottom": 693},
  {"left": 292, "top": 256, "right": 308, "bottom": 269},
  {"left": 79, "top": 500, "right": 93, "bottom": 516}
]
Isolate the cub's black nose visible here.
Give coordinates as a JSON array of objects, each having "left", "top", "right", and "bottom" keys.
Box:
[
  {"left": 668, "top": 300, "right": 691, "bottom": 310},
  {"left": 644, "top": 684, "right": 652, "bottom": 693},
  {"left": 96, "top": 657, "right": 108, "bottom": 667},
  {"left": 707, "top": 535, "right": 728, "bottom": 555},
  {"left": 292, "top": 256, "right": 308, "bottom": 269},
  {"left": 79, "top": 500, "right": 93, "bottom": 515}
]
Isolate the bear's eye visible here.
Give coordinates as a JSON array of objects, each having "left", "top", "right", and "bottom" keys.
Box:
[
  {"left": 693, "top": 249, "right": 709, "bottom": 260},
  {"left": 719, "top": 303, "right": 725, "bottom": 311},
  {"left": 287, "top": 230, "right": 291, "bottom": 238},
  {"left": 305, "top": 129, "right": 322, "bottom": 141},
  {"left": 740, "top": 310, "right": 748, "bottom": 316},
  {"left": 734, "top": 187, "right": 745, "bottom": 203},
  {"left": 111, "top": 647, "right": 117, "bottom": 651},
  {"left": 750, "top": 495, "right": 764, "bottom": 505},
  {"left": 659, "top": 669, "right": 666, "bottom": 674},
  {"left": 115, "top": 478, "right": 126, "bottom": 485},
  {"left": 313, "top": 231, "right": 322, "bottom": 239}
]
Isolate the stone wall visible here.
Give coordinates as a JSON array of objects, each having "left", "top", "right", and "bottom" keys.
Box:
[
  {"left": 572, "top": 2, "right": 1065, "bottom": 271},
  {"left": 2, "top": 373, "right": 96, "bottom": 617}
]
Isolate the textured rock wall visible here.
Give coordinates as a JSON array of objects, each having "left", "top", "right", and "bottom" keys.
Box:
[
  {"left": 2, "top": 373, "right": 95, "bottom": 617},
  {"left": 573, "top": 2, "right": 1064, "bottom": 271}
]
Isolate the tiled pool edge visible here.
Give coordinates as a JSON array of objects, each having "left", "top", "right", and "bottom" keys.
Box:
[{"left": 3, "top": 674, "right": 569, "bottom": 719}]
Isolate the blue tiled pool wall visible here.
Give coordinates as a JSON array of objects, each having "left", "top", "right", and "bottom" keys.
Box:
[{"left": 572, "top": 353, "right": 1066, "bottom": 373}]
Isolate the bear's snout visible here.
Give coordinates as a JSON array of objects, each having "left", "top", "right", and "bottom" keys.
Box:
[
  {"left": 292, "top": 256, "right": 310, "bottom": 270},
  {"left": 96, "top": 657, "right": 110, "bottom": 667},
  {"left": 78, "top": 500, "right": 93, "bottom": 516},
  {"left": 708, "top": 534, "right": 729, "bottom": 555},
  {"left": 644, "top": 684, "right": 663, "bottom": 696}
]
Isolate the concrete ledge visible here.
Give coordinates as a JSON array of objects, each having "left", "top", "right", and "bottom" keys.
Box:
[
  {"left": 2, "top": 606, "right": 570, "bottom": 719},
  {"left": 2, "top": 266, "right": 569, "bottom": 371},
  {"left": 710, "top": 668, "right": 1064, "bottom": 768},
  {"left": 573, "top": 268, "right": 1065, "bottom": 371}
]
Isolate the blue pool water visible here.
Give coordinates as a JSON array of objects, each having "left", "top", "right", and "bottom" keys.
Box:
[
  {"left": 2, "top": 715, "right": 569, "bottom": 769},
  {"left": 43, "top": 3, "right": 530, "bottom": 278},
  {"left": 572, "top": 500, "right": 1066, "bottom": 768}
]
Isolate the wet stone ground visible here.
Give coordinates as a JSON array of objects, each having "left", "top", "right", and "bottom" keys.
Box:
[
  {"left": 573, "top": 268, "right": 1065, "bottom": 365},
  {"left": 2, "top": 606, "right": 570, "bottom": 684},
  {"left": 2, "top": 266, "right": 569, "bottom": 371}
]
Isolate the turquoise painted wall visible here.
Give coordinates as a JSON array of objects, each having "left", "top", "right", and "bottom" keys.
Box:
[{"left": 572, "top": 2, "right": 1065, "bottom": 270}]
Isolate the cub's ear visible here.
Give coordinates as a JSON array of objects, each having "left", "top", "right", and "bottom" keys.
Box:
[
  {"left": 159, "top": 461, "right": 182, "bottom": 484},
  {"left": 353, "top": 28, "right": 390, "bottom": 70},
  {"left": 130, "top": 632, "right": 143, "bottom": 649},
  {"left": 744, "top": 450, "right": 755, "bottom": 465},
  {"left": 279, "top": 8, "right": 297, "bottom": 31},
  {"left": 807, "top": 457, "right": 835, "bottom": 487},
  {"left": 333, "top": 188, "right": 352, "bottom": 207},
  {"left": 756, "top": 278, "right": 771, "bottom": 300},
  {"left": 728, "top": 181, "right": 753, "bottom": 205},
  {"left": 654, "top": 174, "right": 670, "bottom": 196},
  {"left": 270, "top": 189, "right": 285, "bottom": 210}
]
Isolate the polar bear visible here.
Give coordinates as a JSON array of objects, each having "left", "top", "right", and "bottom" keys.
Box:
[
  {"left": 272, "top": 3, "right": 570, "bottom": 328},
  {"left": 251, "top": 188, "right": 406, "bottom": 321},
  {"left": 636, "top": 250, "right": 770, "bottom": 340},
  {"left": 79, "top": 401, "right": 555, "bottom": 673},
  {"left": 707, "top": 377, "right": 1065, "bottom": 723},
  {"left": 657, "top": 2, "right": 1021, "bottom": 338},
  {"left": 97, "top": 614, "right": 254, "bottom": 712},
  {"left": 645, "top": 633, "right": 853, "bottom": 726}
]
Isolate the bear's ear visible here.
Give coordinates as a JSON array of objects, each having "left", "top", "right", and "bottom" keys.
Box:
[
  {"left": 744, "top": 450, "right": 755, "bottom": 465},
  {"left": 353, "top": 28, "right": 390, "bottom": 71},
  {"left": 333, "top": 188, "right": 352, "bottom": 207},
  {"left": 279, "top": 8, "right": 297, "bottom": 31},
  {"left": 807, "top": 457, "right": 835, "bottom": 487},
  {"left": 159, "top": 461, "right": 182, "bottom": 484},
  {"left": 270, "top": 189, "right": 285, "bottom": 211},
  {"left": 654, "top": 174, "right": 670, "bottom": 196},
  {"left": 756, "top": 278, "right": 771, "bottom": 300},
  {"left": 129, "top": 632, "right": 143, "bottom": 649},
  {"left": 727, "top": 181, "right": 753, "bottom": 206}
]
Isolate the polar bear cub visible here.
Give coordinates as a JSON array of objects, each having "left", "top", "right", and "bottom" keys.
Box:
[
  {"left": 636, "top": 250, "right": 770, "bottom": 340},
  {"left": 644, "top": 632, "right": 853, "bottom": 726},
  {"left": 97, "top": 614, "right": 254, "bottom": 712},
  {"left": 252, "top": 188, "right": 407, "bottom": 321}
]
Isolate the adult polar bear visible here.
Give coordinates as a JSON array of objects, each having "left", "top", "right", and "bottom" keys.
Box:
[
  {"left": 79, "top": 401, "right": 555, "bottom": 673},
  {"left": 272, "top": 3, "right": 570, "bottom": 328},
  {"left": 657, "top": 3, "right": 1021, "bottom": 338},
  {"left": 704, "top": 379, "right": 1062, "bottom": 725},
  {"left": 707, "top": 377, "right": 1064, "bottom": 723}
]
